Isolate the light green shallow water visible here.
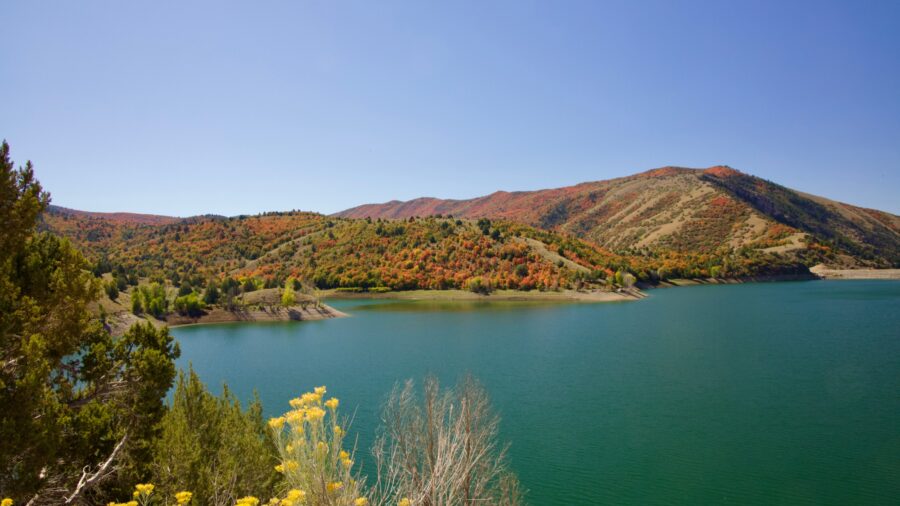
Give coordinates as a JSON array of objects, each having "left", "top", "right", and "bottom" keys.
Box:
[{"left": 172, "top": 280, "right": 900, "bottom": 505}]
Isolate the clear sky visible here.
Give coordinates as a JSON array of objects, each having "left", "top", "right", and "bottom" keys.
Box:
[{"left": 2, "top": 0, "right": 898, "bottom": 216}]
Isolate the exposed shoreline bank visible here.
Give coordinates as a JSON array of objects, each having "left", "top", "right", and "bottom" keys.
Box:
[
  {"left": 642, "top": 272, "right": 821, "bottom": 289},
  {"left": 809, "top": 265, "right": 900, "bottom": 280},
  {"left": 104, "top": 303, "right": 348, "bottom": 335},
  {"left": 321, "top": 288, "right": 642, "bottom": 302},
  {"left": 166, "top": 303, "right": 349, "bottom": 327}
]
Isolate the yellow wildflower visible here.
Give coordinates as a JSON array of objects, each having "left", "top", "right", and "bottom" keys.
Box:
[
  {"left": 133, "top": 491, "right": 140, "bottom": 498},
  {"left": 274, "top": 464, "right": 284, "bottom": 473},
  {"left": 127, "top": 502, "right": 138, "bottom": 506},
  {"left": 281, "top": 501, "right": 293, "bottom": 506},
  {"left": 342, "top": 458, "right": 353, "bottom": 468},
  {"left": 3, "top": 501, "right": 13, "bottom": 506},
  {"left": 175, "top": 491, "right": 192, "bottom": 504},
  {"left": 333, "top": 425, "right": 343, "bottom": 437},
  {"left": 398, "top": 499, "right": 411, "bottom": 506},
  {"left": 289, "top": 397, "right": 303, "bottom": 409},
  {"left": 355, "top": 499, "right": 368, "bottom": 506},
  {"left": 134, "top": 483, "right": 154, "bottom": 495},
  {"left": 286, "top": 410, "right": 304, "bottom": 425},
  {"left": 326, "top": 482, "right": 343, "bottom": 492},
  {"left": 286, "top": 443, "right": 295, "bottom": 453},
  {"left": 314, "top": 386, "right": 326, "bottom": 396},
  {"left": 300, "top": 392, "right": 321, "bottom": 405},
  {"left": 284, "top": 459, "right": 299, "bottom": 471},
  {"left": 339, "top": 450, "right": 350, "bottom": 460},
  {"left": 305, "top": 406, "right": 325, "bottom": 421},
  {"left": 325, "top": 397, "right": 339, "bottom": 410},
  {"left": 268, "top": 417, "right": 286, "bottom": 430},
  {"left": 285, "top": 490, "right": 305, "bottom": 501},
  {"left": 316, "top": 441, "right": 328, "bottom": 455},
  {"left": 236, "top": 497, "right": 260, "bottom": 506}
]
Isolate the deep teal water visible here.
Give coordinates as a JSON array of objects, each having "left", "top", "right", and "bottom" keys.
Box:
[{"left": 171, "top": 281, "right": 900, "bottom": 505}]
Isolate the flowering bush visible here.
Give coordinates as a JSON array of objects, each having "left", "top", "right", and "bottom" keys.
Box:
[{"left": 268, "top": 386, "right": 367, "bottom": 506}]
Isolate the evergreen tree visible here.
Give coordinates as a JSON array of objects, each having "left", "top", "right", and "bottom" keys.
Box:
[
  {"left": 0, "top": 141, "right": 180, "bottom": 503},
  {"left": 203, "top": 282, "right": 221, "bottom": 304},
  {"left": 151, "top": 368, "right": 280, "bottom": 505}
]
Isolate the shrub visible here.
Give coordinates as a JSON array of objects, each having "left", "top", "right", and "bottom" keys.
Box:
[
  {"left": 173, "top": 292, "right": 205, "bottom": 316},
  {"left": 105, "top": 280, "right": 119, "bottom": 301},
  {"left": 203, "top": 283, "right": 221, "bottom": 304},
  {"left": 466, "top": 276, "right": 493, "bottom": 295},
  {"left": 269, "top": 387, "right": 365, "bottom": 505},
  {"left": 281, "top": 283, "right": 296, "bottom": 307},
  {"left": 370, "top": 376, "right": 522, "bottom": 506},
  {"left": 150, "top": 369, "right": 279, "bottom": 506}
]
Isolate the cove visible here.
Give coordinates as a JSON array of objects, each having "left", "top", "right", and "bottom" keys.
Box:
[{"left": 171, "top": 280, "right": 900, "bottom": 505}]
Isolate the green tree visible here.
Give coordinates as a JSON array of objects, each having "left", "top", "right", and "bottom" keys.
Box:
[
  {"left": 177, "top": 282, "right": 193, "bottom": 297},
  {"left": 132, "top": 283, "right": 168, "bottom": 318},
  {"left": 151, "top": 368, "right": 280, "bottom": 506},
  {"left": 0, "top": 142, "right": 180, "bottom": 503},
  {"left": 105, "top": 279, "right": 120, "bottom": 300},
  {"left": 174, "top": 292, "right": 205, "bottom": 316},
  {"left": 281, "top": 280, "right": 296, "bottom": 307},
  {"left": 203, "top": 281, "right": 221, "bottom": 304}
]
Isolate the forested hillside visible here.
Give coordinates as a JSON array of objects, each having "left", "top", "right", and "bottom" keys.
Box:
[
  {"left": 44, "top": 204, "right": 811, "bottom": 294},
  {"left": 337, "top": 166, "right": 900, "bottom": 267}
]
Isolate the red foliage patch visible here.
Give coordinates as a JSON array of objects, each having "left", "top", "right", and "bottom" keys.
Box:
[{"left": 703, "top": 166, "right": 741, "bottom": 178}]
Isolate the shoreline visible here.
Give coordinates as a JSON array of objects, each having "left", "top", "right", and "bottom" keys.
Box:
[
  {"left": 321, "top": 288, "right": 641, "bottom": 302},
  {"left": 103, "top": 303, "right": 348, "bottom": 335},
  {"left": 166, "top": 303, "right": 349, "bottom": 327},
  {"left": 809, "top": 265, "right": 900, "bottom": 280},
  {"left": 102, "top": 270, "right": 897, "bottom": 334},
  {"left": 641, "top": 272, "right": 820, "bottom": 289}
]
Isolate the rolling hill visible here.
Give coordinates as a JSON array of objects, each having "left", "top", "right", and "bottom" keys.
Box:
[
  {"left": 337, "top": 166, "right": 900, "bottom": 267},
  {"left": 42, "top": 204, "right": 810, "bottom": 293}
]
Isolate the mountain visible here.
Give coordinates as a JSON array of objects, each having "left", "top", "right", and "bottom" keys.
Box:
[
  {"left": 47, "top": 205, "right": 182, "bottom": 225},
  {"left": 336, "top": 166, "right": 900, "bottom": 267},
  {"left": 41, "top": 208, "right": 626, "bottom": 291},
  {"left": 42, "top": 204, "right": 810, "bottom": 293}
]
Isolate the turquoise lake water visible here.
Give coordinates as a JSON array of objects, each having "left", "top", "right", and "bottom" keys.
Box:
[{"left": 171, "top": 280, "right": 900, "bottom": 505}]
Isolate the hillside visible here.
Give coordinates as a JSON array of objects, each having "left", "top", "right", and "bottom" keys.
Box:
[
  {"left": 43, "top": 206, "right": 809, "bottom": 293},
  {"left": 42, "top": 208, "right": 621, "bottom": 291},
  {"left": 47, "top": 205, "right": 183, "bottom": 225},
  {"left": 337, "top": 166, "right": 900, "bottom": 267}
]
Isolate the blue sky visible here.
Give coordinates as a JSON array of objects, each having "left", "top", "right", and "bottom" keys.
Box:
[{"left": 2, "top": 0, "right": 898, "bottom": 216}]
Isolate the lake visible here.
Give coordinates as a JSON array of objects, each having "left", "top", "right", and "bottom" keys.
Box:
[{"left": 172, "top": 280, "right": 900, "bottom": 505}]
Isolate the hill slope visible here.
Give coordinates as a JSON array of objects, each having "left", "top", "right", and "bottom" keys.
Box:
[
  {"left": 337, "top": 166, "right": 900, "bottom": 267},
  {"left": 43, "top": 205, "right": 810, "bottom": 293}
]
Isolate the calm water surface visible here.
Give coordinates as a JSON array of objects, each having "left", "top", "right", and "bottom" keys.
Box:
[{"left": 172, "top": 281, "right": 900, "bottom": 505}]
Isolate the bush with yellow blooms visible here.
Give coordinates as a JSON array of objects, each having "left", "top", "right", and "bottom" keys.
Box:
[{"left": 269, "top": 386, "right": 368, "bottom": 506}]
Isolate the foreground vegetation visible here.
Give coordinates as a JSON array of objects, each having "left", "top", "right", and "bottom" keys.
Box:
[{"left": 1, "top": 141, "right": 521, "bottom": 505}]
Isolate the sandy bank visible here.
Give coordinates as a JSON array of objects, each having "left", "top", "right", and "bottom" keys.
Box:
[
  {"left": 101, "top": 303, "right": 347, "bottom": 335},
  {"left": 166, "top": 303, "right": 348, "bottom": 327},
  {"left": 322, "top": 288, "right": 640, "bottom": 302},
  {"left": 810, "top": 265, "right": 900, "bottom": 280},
  {"left": 644, "top": 273, "right": 820, "bottom": 288}
]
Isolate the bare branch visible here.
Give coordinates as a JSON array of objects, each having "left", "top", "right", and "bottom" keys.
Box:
[{"left": 63, "top": 434, "right": 128, "bottom": 504}]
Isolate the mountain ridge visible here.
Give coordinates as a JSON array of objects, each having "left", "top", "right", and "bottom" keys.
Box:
[{"left": 336, "top": 165, "right": 900, "bottom": 267}]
